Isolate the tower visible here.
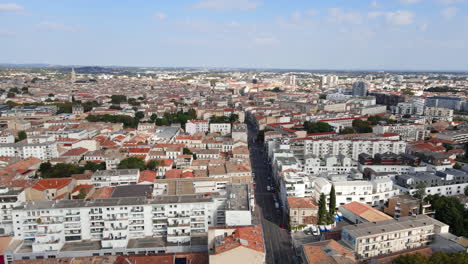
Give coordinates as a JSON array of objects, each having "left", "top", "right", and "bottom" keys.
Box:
[{"left": 71, "top": 68, "right": 76, "bottom": 83}]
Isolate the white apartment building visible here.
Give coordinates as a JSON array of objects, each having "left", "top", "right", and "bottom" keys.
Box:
[
  {"left": 0, "top": 141, "right": 59, "bottom": 161},
  {"left": 309, "top": 177, "right": 399, "bottom": 208},
  {"left": 0, "top": 187, "right": 25, "bottom": 236},
  {"left": 209, "top": 123, "right": 231, "bottom": 135},
  {"left": 304, "top": 139, "right": 406, "bottom": 160},
  {"left": 0, "top": 132, "right": 15, "bottom": 144},
  {"left": 185, "top": 120, "right": 209, "bottom": 135},
  {"left": 373, "top": 124, "right": 429, "bottom": 141},
  {"left": 333, "top": 178, "right": 399, "bottom": 208},
  {"left": 342, "top": 215, "right": 449, "bottom": 260},
  {"left": 424, "top": 107, "right": 453, "bottom": 120},
  {"left": 6, "top": 184, "right": 253, "bottom": 261},
  {"left": 91, "top": 169, "right": 140, "bottom": 187},
  {"left": 304, "top": 155, "right": 357, "bottom": 175}
]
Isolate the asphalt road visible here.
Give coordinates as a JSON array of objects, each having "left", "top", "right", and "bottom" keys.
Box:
[{"left": 246, "top": 116, "right": 295, "bottom": 264}]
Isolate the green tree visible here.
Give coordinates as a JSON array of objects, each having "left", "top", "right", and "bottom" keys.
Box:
[
  {"left": 146, "top": 160, "right": 165, "bottom": 170},
  {"left": 352, "top": 119, "right": 372, "bottom": 133},
  {"left": 413, "top": 182, "right": 426, "bottom": 200},
  {"left": 393, "top": 253, "right": 430, "bottom": 264},
  {"left": 419, "top": 201, "right": 424, "bottom": 214},
  {"left": 76, "top": 188, "right": 87, "bottom": 199},
  {"left": 339, "top": 127, "right": 355, "bottom": 134},
  {"left": 425, "top": 194, "right": 467, "bottom": 237},
  {"left": 135, "top": 111, "right": 145, "bottom": 120},
  {"left": 83, "top": 161, "right": 106, "bottom": 172},
  {"left": 465, "top": 186, "right": 468, "bottom": 196},
  {"left": 329, "top": 185, "right": 336, "bottom": 217},
  {"left": 318, "top": 193, "right": 328, "bottom": 224},
  {"left": 110, "top": 95, "right": 127, "bottom": 104},
  {"left": 453, "top": 163, "right": 463, "bottom": 169},
  {"left": 183, "top": 147, "right": 193, "bottom": 155},
  {"left": 16, "top": 131, "right": 27, "bottom": 142},
  {"left": 118, "top": 157, "right": 146, "bottom": 170},
  {"left": 7, "top": 92, "right": 15, "bottom": 98},
  {"left": 303, "top": 121, "right": 333, "bottom": 134}
]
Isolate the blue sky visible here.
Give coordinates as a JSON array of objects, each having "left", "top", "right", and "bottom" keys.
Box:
[{"left": 1, "top": 0, "right": 468, "bottom": 71}]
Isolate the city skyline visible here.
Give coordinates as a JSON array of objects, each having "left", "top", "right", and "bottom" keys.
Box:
[{"left": 1, "top": 0, "right": 468, "bottom": 71}]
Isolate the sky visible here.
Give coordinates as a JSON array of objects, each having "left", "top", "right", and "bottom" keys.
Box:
[{"left": 1, "top": 0, "right": 468, "bottom": 71}]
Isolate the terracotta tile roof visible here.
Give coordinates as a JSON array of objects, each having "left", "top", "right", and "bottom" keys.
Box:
[
  {"left": 5, "top": 157, "right": 42, "bottom": 171},
  {"left": 32, "top": 178, "right": 73, "bottom": 191},
  {"left": 71, "top": 173, "right": 92, "bottom": 180},
  {"left": 138, "top": 170, "right": 156, "bottom": 183},
  {"left": 181, "top": 171, "right": 194, "bottom": 178},
  {"left": 165, "top": 169, "right": 182, "bottom": 179},
  {"left": 303, "top": 239, "right": 356, "bottom": 264},
  {"left": 61, "top": 147, "right": 89, "bottom": 156},
  {"left": 129, "top": 148, "right": 151, "bottom": 153},
  {"left": 341, "top": 201, "right": 392, "bottom": 222},
  {"left": 288, "top": 197, "right": 318, "bottom": 209},
  {"left": 213, "top": 225, "right": 265, "bottom": 255}
]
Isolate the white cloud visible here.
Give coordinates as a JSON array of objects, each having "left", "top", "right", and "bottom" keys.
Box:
[
  {"left": 370, "top": 1, "right": 380, "bottom": 8},
  {"left": 440, "top": 7, "right": 458, "bottom": 19},
  {"left": 399, "top": 0, "right": 422, "bottom": 4},
  {"left": 36, "top": 22, "right": 81, "bottom": 32},
  {"left": 369, "top": 10, "right": 415, "bottom": 25},
  {"left": 154, "top": 12, "right": 167, "bottom": 21},
  {"left": 328, "top": 8, "right": 363, "bottom": 24},
  {"left": 291, "top": 11, "right": 301, "bottom": 22},
  {"left": 0, "top": 3, "right": 24, "bottom": 12},
  {"left": 192, "top": 0, "right": 260, "bottom": 11},
  {"left": 253, "top": 36, "right": 278, "bottom": 46}
]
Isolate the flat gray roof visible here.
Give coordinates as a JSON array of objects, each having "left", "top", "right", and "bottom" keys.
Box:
[
  {"left": 16, "top": 195, "right": 214, "bottom": 210},
  {"left": 342, "top": 215, "right": 447, "bottom": 238}
]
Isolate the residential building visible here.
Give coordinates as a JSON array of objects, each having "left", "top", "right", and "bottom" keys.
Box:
[
  {"left": 384, "top": 194, "right": 433, "bottom": 219},
  {"left": 0, "top": 141, "right": 58, "bottom": 161},
  {"left": 185, "top": 120, "right": 209, "bottom": 135},
  {"left": 210, "top": 123, "right": 231, "bottom": 135},
  {"left": 373, "top": 124, "right": 429, "bottom": 141},
  {"left": 91, "top": 169, "right": 140, "bottom": 187},
  {"left": 339, "top": 201, "right": 392, "bottom": 224},
  {"left": 287, "top": 197, "right": 318, "bottom": 227},
  {"left": 301, "top": 239, "right": 356, "bottom": 264},
  {"left": 304, "top": 138, "right": 406, "bottom": 160},
  {"left": 208, "top": 225, "right": 265, "bottom": 264},
  {"left": 341, "top": 215, "right": 449, "bottom": 259}
]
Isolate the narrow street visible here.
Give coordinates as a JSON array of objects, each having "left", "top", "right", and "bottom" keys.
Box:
[{"left": 246, "top": 116, "right": 295, "bottom": 264}]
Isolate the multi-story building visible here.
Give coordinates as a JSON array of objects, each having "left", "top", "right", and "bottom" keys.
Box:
[
  {"left": 352, "top": 81, "right": 368, "bottom": 97},
  {"left": 425, "top": 96, "right": 465, "bottom": 111},
  {"left": 304, "top": 139, "right": 406, "bottom": 160},
  {"left": 91, "top": 169, "right": 140, "bottom": 187},
  {"left": 209, "top": 123, "right": 231, "bottom": 135},
  {"left": 0, "top": 132, "right": 15, "bottom": 144},
  {"left": 341, "top": 215, "right": 449, "bottom": 260},
  {"left": 437, "top": 128, "right": 468, "bottom": 144},
  {"left": 304, "top": 154, "right": 357, "bottom": 175},
  {"left": 6, "top": 184, "right": 253, "bottom": 261},
  {"left": 384, "top": 194, "right": 433, "bottom": 219},
  {"left": 373, "top": 124, "right": 429, "bottom": 141},
  {"left": 0, "top": 141, "right": 59, "bottom": 161},
  {"left": 424, "top": 107, "right": 453, "bottom": 120},
  {"left": 0, "top": 187, "right": 25, "bottom": 236},
  {"left": 395, "top": 169, "right": 468, "bottom": 196},
  {"left": 287, "top": 197, "right": 318, "bottom": 227},
  {"left": 185, "top": 120, "right": 209, "bottom": 135}
]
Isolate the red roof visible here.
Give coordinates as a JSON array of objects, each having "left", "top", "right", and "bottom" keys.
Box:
[
  {"left": 129, "top": 148, "right": 151, "bottom": 153},
  {"left": 287, "top": 197, "right": 318, "bottom": 209},
  {"left": 165, "top": 169, "right": 182, "bottom": 179},
  {"left": 62, "top": 147, "right": 89, "bottom": 156},
  {"left": 138, "top": 170, "right": 156, "bottom": 183},
  {"left": 213, "top": 225, "right": 264, "bottom": 255},
  {"left": 32, "top": 178, "right": 73, "bottom": 191},
  {"left": 181, "top": 171, "right": 194, "bottom": 178}
]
